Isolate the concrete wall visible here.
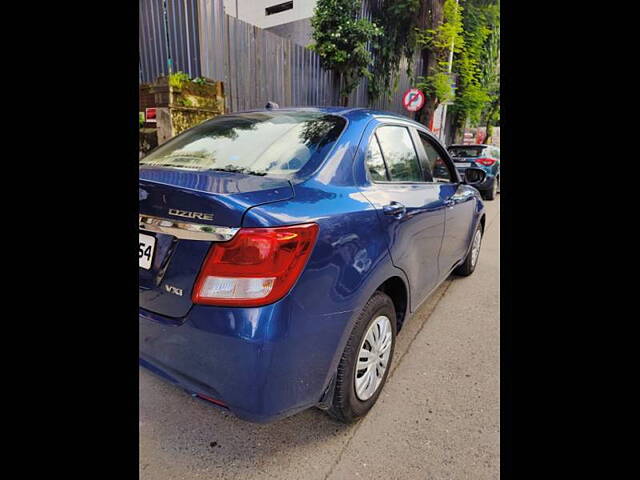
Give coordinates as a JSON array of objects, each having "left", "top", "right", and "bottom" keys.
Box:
[
  {"left": 265, "top": 18, "right": 313, "bottom": 47},
  {"left": 223, "top": 0, "right": 316, "bottom": 29}
]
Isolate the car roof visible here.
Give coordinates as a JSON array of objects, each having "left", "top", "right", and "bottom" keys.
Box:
[{"left": 228, "top": 106, "right": 426, "bottom": 128}]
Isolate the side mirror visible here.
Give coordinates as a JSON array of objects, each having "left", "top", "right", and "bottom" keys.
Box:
[{"left": 463, "top": 167, "right": 487, "bottom": 186}]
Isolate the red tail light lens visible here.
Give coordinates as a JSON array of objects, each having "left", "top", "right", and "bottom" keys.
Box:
[
  {"left": 192, "top": 223, "right": 319, "bottom": 307},
  {"left": 477, "top": 158, "right": 496, "bottom": 166}
]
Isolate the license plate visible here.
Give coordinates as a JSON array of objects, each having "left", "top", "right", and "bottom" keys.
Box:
[
  {"left": 455, "top": 162, "right": 472, "bottom": 168},
  {"left": 139, "top": 233, "right": 156, "bottom": 270}
]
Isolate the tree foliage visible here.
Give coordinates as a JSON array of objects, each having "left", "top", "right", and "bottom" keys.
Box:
[
  {"left": 451, "top": 0, "right": 500, "bottom": 129},
  {"left": 414, "top": 0, "right": 464, "bottom": 106},
  {"left": 417, "top": 0, "right": 464, "bottom": 57},
  {"left": 309, "top": 0, "right": 499, "bottom": 133},
  {"left": 479, "top": 5, "right": 500, "bottom": 138},
  {"left": 310, "top": 0, "right": 382, "bottom": 105},
  {"left": 368, "top": 0, "right": 422, "bottom": 103}
]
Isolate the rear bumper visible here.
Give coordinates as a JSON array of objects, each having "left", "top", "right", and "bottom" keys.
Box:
[
  {"left": 457, "top": 169, "right": 497, "bottom": 191},
  {"left": 139, "top": 300, "right": 355, "bottom": 423}
]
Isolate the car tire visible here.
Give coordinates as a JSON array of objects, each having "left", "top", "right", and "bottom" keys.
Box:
[
  {"left": 483, "top": 178, "right": 497, "bottom": 200},
  {"left": 327, "top": 291, "right": 397, "bottom": 423},
  {"left": 454, "top": 223, "right": 483, "bottom": 276}
]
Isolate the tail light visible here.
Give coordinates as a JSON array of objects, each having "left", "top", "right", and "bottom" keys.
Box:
[
  {"left": 192, "top": 223, "right": 319, "bottom": 307},
  {"left": 477, "top": 158, "right": 497, "bottom": 166}
]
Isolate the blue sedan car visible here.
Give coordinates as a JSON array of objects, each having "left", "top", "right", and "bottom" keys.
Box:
[{"left": 139, "top": 107, "right": 487, "bottom": 423}]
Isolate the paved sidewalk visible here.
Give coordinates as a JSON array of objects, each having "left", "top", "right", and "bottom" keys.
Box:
[{"left": 140, "top": 197, "right": 500, "bottom": 480}]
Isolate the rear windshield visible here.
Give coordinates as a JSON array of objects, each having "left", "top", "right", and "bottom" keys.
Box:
[
  {"left": 140, "top": 111, "right": 346, "bottom": 176},
  {"left": 448, "top": 146, "right": 485, "bottom": 158}
]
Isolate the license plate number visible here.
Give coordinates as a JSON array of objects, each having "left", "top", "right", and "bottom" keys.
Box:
[
  {"left": 139, "top": 233, "right": 156, "bottom": 270},
  {"left": 455, "top": 162, "right": 472, "bottom": 167}
]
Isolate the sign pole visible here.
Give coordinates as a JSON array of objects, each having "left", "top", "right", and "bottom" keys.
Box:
[{"left": 162, "top": 0, "right": 173, "bottom": 74}]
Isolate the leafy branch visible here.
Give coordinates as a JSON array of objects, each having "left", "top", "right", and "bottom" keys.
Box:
[
  {"left": 414, "top": 0, "right": 464, "bottom": 108},
  {"left": 310, "top": 0, "right": 382, "bottom": 105},
  {"left": 368, "top": 0, "right": 421, "bottom": 103},
  {"left": 451, "top": 0, "right": 499, "bottom": 131}
]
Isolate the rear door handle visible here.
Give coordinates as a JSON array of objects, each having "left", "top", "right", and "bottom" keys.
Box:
[{"left": 383, "top": 202, "right": 406, "bottom": 217}]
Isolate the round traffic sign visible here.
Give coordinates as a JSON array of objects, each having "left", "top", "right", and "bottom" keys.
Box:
[{"left": 402, "top": 88, "right": 425, "bottom": 112}]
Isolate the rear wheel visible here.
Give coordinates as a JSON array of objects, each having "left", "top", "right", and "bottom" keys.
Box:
[
  {"left": 454, "top": 223, "right": 483, "bottom": 276},
  {"left": 327, "top": 291, "right": 396, "bottom": 423}
]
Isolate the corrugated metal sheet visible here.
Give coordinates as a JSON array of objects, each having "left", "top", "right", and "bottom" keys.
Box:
[
  {"left": 220, "top": 15, "right": 342, "bottom": 112},
  {"left": 139, "top": 0, "right": 169, "bottom": 83},
  {"left": 196, "top": 0, "right": 226, "bottom": 82},
  {"left": 139, "top": 0, "right": 201, "bottom": 83},
  {"left": 166, "top": 0, "right": 201, "bottom": 77}
]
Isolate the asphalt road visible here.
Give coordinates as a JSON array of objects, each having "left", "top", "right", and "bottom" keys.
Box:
[{"left": 140, "top": 196, "right": 500, "bottom": 480}]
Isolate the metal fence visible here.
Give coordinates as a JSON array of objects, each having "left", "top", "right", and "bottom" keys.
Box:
[
  {"left": 139, "top": 0, "right": 201, "bottom": 83},
  {"left": 141, "top": 0, "right": 420, "bottom": 116},
  {"left": 223, "top": 15, "right": 340, "bottom": 111},
  {"left": 196, "top": 0, "right": 226, "bottom": 84}
]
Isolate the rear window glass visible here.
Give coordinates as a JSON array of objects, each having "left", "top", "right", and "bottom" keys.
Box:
[
  {"left": 140, "top": 112, "right": 346, "bottom": 176},
  {"left": 448, "top": 146, "right": 485, "bottom": 158}
]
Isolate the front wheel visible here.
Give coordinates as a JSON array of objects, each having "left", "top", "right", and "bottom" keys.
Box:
[
  {"left": 327, "top": 291, "right": 397, "bottom": 423},
  {"left": 482, "top": 177, "right": 497, "bottom": 200},
  {"left": 454, "top": 224, "right": 483, "bottom": 276}
]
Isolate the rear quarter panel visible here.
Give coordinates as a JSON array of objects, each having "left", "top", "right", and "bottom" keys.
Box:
[
  {"left": 241, "top": 179, "right": 409, "bottom": 409},
  {"left": 242, "top": 180, "right": 405, "bottom": 316}
]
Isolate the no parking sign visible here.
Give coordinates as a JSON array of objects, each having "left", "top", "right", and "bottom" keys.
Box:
[{"left": 402, "top": 88, "right": 425, "bottom": 112}]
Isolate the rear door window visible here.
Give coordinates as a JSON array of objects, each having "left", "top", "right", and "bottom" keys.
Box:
[{"left": 375, "top": 126, "right": 423, "bottom": 182}]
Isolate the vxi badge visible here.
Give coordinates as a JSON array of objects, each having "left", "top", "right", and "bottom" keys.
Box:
[
  {"left": 168, "top": 209, "right": 214, "bottom": 221},
  {"left": 164, "top": 284, "right": 184, "bottom": 296}
]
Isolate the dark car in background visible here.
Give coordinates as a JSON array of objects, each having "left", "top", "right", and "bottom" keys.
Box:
[{"left": 447, "top": 144, "right": 500, "bottom": 200}]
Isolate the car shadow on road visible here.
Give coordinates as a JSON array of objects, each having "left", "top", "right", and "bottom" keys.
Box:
[
  {"left": 139, "top": 271, "right": 463, "bottom": 478},
  {"left": 139, "top": 369, "right": 355, "bottom": 475}
]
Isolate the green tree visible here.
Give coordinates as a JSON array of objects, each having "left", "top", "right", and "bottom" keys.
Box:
[
  {"left": 450, "top": 0, "right": 500, "bottom": 141},
  {"left": 414, "top": 0, "right": 464, "bottom": 126},
  {"left": 368, "top": 0, "right": 422, "bottom": 103},
  {"left": 310, "top": 0, "right": 382, "bottom": 106},
  {"left": 478, "top": 7, "right": 500, "bottom": 142}
]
